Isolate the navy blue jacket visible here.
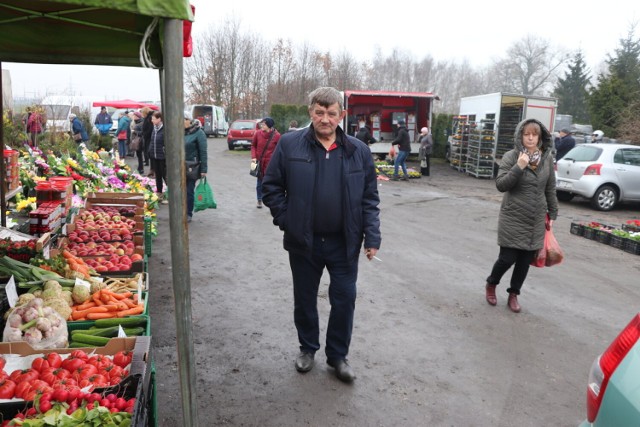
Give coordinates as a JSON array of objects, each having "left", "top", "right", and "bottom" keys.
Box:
[
  {"left": 71, "top": 117, "right": 88, "bottom": 142},
  {"left": 554, "top": 134, "right": 575, "bottom": 160},
  {"left": 262, "top": 126, "right": 381, "bottom": 263}
]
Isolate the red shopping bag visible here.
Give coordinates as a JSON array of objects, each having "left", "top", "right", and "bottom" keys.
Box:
[{"left": 531, "top": 215, "right": 564, "bottom": 268}]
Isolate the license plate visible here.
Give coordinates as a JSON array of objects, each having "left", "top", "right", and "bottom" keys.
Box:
[
  {"left": 236, "top": 140, "right": 249, "bottom": 145},
  {"left": 557, "top": 181, "right": 572, "bottom": 189}
]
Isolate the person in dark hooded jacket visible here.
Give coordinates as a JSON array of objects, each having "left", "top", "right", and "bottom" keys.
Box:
[
  {"left": 148, "top": 111, "right": 167, "bottom": 203},
  {"left": 355, "top": 125, "right": 376, "bottom": 145},
  {"left": 484, "top": 118, "right": 558, "bottom": 313},
  {"left": 184, "top": 114, "right": 208, "bottom": 221},
  {"left": 391, "top": 119, "right": 411, "bottom": 180}
]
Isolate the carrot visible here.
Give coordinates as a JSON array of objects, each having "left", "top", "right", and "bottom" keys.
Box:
[
  {"left": 122, "top": 298, "right": 138, "bottom": 309},
  {"left": 72, "top": 306, "right": 109, "bottom": 320},
  {"left": 87, "top": 312, "right": 117, "bottom": 320},
  {"left": 92, "top": 291, "right": 104, "bottom": 306},
  {"left": 116, "top": 305, "right": 144, "bottom": 317},
  {"left": 73, "top": 301, "right": 97, "bottom": 311},
  {"left": 103, "top": 290, "right": 132, "bottom": 300}
]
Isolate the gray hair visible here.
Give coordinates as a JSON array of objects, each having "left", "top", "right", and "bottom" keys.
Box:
[{"left": 308, "top": 87, "right": 344, "bottom": 112}]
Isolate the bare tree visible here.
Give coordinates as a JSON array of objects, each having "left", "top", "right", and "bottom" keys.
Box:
[{"left": 489, "top": 34, "right": 564, "bottom": 95}]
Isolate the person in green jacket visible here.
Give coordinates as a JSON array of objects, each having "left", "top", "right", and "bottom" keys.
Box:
[
  {"left": 484, "top": 118, "right": 558, "bottom": 313},
  {"left": 184, "top": 113, "right": 208, "bottom": 222}
]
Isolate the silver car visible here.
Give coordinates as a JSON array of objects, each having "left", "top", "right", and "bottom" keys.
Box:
[{"left": 556, "top": 143, "right": 640, "bottom": 211}]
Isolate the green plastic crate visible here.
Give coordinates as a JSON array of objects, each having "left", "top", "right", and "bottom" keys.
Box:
[
  {"left": 150, "top": 361, "right": 157, "bottom": 427},
  {"left": 67, "top": 314, "right": 151, "bottom": 340},
  {"left": 144, "top": 216, "right": 153, "bottom": 257}
]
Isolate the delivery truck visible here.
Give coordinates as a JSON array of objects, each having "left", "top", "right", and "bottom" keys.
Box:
[
  {"left": 449, "top": 92, "right": 557, "bottom": 177},
  {"left": 186, "top": 104, "right": 229, "bottom": 137},
  {"left": 341, "top": 90, "right": 439, "bottom": 158}
]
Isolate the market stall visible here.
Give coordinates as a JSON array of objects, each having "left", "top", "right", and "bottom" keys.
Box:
[{"left": 0, "top": 1, "right": 200, "bottom": 425}]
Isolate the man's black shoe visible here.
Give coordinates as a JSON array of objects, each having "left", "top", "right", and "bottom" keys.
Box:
[
  {"left": 295, "top": 352, "right": 314, "bottom": 373},
  {"left": 327, "top": 359, "right": 355, "bottom": 383}
]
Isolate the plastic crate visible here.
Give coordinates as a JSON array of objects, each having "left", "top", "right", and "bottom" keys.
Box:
[
  {"left": 68, "top": 314, "right": 150, "bottom": 338},
  {"left": 623, "top": 239, "right": 640, "bottom": 255},
  {"left": 150, "top": 361, "right": 158, "bottom": 427},
  {"left": 609, "top": 235, "right": 626, "bottom": 250},
  {"left": 595, "top": 229, "right": 611, "bottom": 245},
  {"left": 144, "top": 216, "right": 152, "bottom": 257},
  {"left": 622, "top": 224, "right": 640, "bottom": 233},
  {"left": 569, "top": 222, "right": 584, "bottom": 236},
  {"left": 583, "top": 228, "right": 597, "bottom": 240}
]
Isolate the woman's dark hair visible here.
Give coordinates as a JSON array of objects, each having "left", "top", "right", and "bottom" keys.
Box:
[{"left": 152, "top": 111, "right": 163, "bottom": 120}]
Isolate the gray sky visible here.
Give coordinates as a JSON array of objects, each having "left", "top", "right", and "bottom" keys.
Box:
[{"left": 3, "top": 0, "right": 639, "bottom": 102}]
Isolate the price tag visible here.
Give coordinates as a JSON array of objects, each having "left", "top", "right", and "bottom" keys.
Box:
[
  {"left": 118, "top": 325, "right": 127, "bottom": 338},
  {"left": 74, "top": 277, "right": 91, "bottom": 290},
  {"left": 6, "top": 276, "right": 18, "bottom": 308}
]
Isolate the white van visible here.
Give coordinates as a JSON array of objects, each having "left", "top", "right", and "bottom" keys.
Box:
[
  {"left": 41, "top": 95, "right": 99, "bottom": 133},
  {"left": 188, "top": 104, "right": 229, "bottom": 137}
]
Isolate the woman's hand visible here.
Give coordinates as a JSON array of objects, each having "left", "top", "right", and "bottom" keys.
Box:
[
  {"left": 200, "top": 172, "right": 206, "bottom": 178},
  {"left": 517, "top": 152, "right": 529, "bottom": 169}
]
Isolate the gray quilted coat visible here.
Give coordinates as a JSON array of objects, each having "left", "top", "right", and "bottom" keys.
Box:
[{"left": 495, "top": 118, "right": 558, "bottom": 251}]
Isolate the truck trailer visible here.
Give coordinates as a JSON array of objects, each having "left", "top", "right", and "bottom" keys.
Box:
[
  {"left": 450, "top": 92, "right": 557, "bottom": 177},
  {"left": 342, "top": 90, "right": 439, "bottom": 158}
]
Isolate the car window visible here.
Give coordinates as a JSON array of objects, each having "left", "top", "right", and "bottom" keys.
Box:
[
  {"left": 563, "top": 145, "right": 602, "bottom": 161},
  {"left": 615, "top": 148, "right": 640, "bottom": 166},
  {"left": 231, "top": 121, "right": 256, "bottom": 130}
]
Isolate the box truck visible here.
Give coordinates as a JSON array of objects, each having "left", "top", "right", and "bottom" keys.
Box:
[
  {"left": 341, "top": 90, "right": 439, "bottom": 158},
  {"left": 187, "top": 104, "right": 229, "bottom": 137},
  {"left": 449, "top": 92, "right": 557, "bottom": 177},
  {"left": 41, "top": 95, "right": 99, "bottom": 133}
]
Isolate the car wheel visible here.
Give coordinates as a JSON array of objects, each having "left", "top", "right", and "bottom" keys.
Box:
[
  {"left": 228, "top": 142, "right": 234, "bottom": 150},
  {"left": 556, "top": 191, "right": 574, "bottom": 202},
  {"left": 591, "top": 185, "right": 618, "bottom": 211}
]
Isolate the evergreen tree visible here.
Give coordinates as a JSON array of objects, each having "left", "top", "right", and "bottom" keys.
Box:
[
  {"left": 552, "top": 50, "right": 590, "bottom": 123},
  {"left": 589, "top": 27, "right": 640, "bottom": 137}
]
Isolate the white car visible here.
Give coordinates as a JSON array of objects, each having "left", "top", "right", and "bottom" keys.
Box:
[{"left": 556, "top": 143, "right": 640, "bottom": 211}]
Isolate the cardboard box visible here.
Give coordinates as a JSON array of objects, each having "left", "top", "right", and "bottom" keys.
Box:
[
  {"left": 0, "top": 337, "right": 152, "bottom": 422},
  {"left": 85, "top": 192, "right": 145, "bottom": 209}
]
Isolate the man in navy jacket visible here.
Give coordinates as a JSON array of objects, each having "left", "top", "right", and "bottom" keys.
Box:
[
  {"left": 262, "top": 87, "right": 381, "bottom": 383},
  {"left": 554, "top": 128, "right": 575, "bottom": 161}
]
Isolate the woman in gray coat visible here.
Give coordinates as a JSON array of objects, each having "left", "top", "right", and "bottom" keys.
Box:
[{"left": 485, "top": 118, "right": 558, "bottom": 313}]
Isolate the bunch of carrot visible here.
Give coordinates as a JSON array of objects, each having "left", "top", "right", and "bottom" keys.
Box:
[
  {"left": 70, "top": 289, "right": 144, "bottom": 321},
  {"left": 62, "top": 250, "right": 96, "bottom": 280}
]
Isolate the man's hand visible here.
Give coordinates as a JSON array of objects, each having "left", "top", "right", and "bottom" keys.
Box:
[{"left": 365, "top": 248, "right": 378, "bottom": 260}]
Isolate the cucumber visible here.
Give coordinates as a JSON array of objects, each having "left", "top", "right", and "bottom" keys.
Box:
[
  {"left": 122, "top": 327, "right": 145, "bottom": 336},
  {"left": 72, "top": 326, "right": 120, "bottom": 338},
  {"left": 70, "top": 333, "right": 110, "bottom": 346},
  {"left": 74, "top": 326, "right": 145, "bottom": 338},
  {"left": 94, "top": 316, "right": 147, "bottom": 328}
]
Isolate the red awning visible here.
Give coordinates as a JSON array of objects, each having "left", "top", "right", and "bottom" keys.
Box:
[{"left": 92, "top": 99, "right": 159, "bottom": 110}]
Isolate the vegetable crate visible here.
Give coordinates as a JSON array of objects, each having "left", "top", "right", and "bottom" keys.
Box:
[
  {"left": 0, "top": 336, "right": 152, "bottom": 422},
  {"left": 67, "top": 314, "right": 151, "bottom": 346},
  {"left": 569, "top": 222, "right": 584, "bottom": 236},
  {"left": 150, "top": 361, "right": 158, "bottom": 427},
  {"left": 144, "top": 216, "right": 152, "bottom": 257},
  {"left": 623, "top": 239, "right": 640, "bottom": 255}
]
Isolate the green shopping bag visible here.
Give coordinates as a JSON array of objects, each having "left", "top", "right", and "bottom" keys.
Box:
[{"left": 194, "top": 177, "right": 217, "bottom": 212}]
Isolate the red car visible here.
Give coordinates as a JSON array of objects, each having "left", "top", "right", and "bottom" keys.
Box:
[{"left": 227, "top": 119, "right": 260, "bottom": 150}]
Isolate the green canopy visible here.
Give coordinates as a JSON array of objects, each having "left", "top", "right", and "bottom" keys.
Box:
[{"left": 0, "top": 0, "right": 194, "bottom": 67}]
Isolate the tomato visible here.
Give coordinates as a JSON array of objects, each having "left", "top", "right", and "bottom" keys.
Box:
[
  {"left": 61, "top": 357, "right": 85, "bottom": 373},
  {"left": 39, "top": 399, "right": 52, "bottom": 413},
  {"left": 31, "top": 380, "right": 52, "bottom": 395},
  {"left": 88, "top": 355, "right": 112, "bottom": 370},
  {"left": 45, "top": 353, "right": 63, "bottom": 369},
  {"left": 70, "top": 350, "right": 89, "bottom": 361},
  {"left": 0, "top": 356, "right": 6, "bottom": 371},
  {"left": 52, "top": 378, "right": 78, "bottom": 390},
  {"left": 0, "top": 371, "right": 8, "bottom": 382},
  {"left": 9, "top": 369, "right": 39, "bottom": 384},
  {"left": 79, "top": 374, "right": 108, "bottom": 389},
  {"left": 14, "top": 381, "right": 32, "bottom": 399},
  {"left": 72, "top": 364, "right": 98, "bottom": 382},
  {"left": 41, "top": 367, "right": 71, "bottom": 385},
  {"left": 0, "top": 379, "right": 16, "bottom": 399},
  {"left": 113, "top": 351, "right": 133, "bottom": 368},
  {"left": 31, "top": 357, "right": 51, "bottom": 373},
  {"left": 101, "top": 365, "right": 126, "bottom": 382}
]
